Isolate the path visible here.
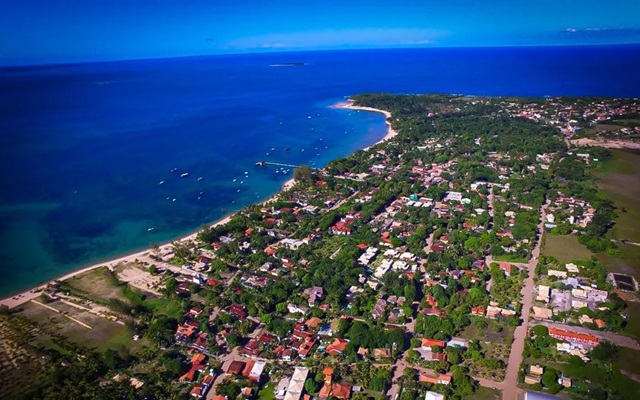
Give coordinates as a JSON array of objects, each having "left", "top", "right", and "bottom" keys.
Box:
[
  {"left": 500, "top": 204, "right": 546, "bottom": 400},
  {"left": 385, "top": 312, "right": 417, "bottom": 399}
]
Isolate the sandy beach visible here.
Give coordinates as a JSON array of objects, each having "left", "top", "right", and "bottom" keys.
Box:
[
  {"left": 0, "top": 178, "right": 295, "bottom": 310},
  {"left": 331, "top": 99, "right": 399, "bottom": 150},
  {"left": 0, "top": 99, "right": 395, "bottom": 310}
]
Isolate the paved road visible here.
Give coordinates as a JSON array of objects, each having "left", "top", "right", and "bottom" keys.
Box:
[{"left": 500, "top": 204, "right": 546, "bottom": 400}]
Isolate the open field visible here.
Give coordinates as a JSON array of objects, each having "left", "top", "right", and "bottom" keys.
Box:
[
  {"left": 16, "top": 298, "right": 137, "bottom": 352},
  {"left": 62, "top": 266, "right": 133, "bottom": 305},
  {"left": 542, "top": 235, "right": 593, "bottom": 264},
  {"left": 596, "top": 149, "right": 640, "bottom": 278},
  {"left": 459, "top": 318, "right": 514, "bottom": 344},
  {"left": 465, "top": 386, "right": 501, "bottom": 400}
]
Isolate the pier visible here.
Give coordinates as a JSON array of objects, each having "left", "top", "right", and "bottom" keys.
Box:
[{"left": 255, "top": 161, "right": 301, "bottom": 168}]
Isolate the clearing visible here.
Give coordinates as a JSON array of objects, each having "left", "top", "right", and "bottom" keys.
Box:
[{"left": 542, "top": 235, "right": 593, "bottom": 264}]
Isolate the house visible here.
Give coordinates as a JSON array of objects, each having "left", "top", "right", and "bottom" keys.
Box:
[
  {"left": 298, "top": 337, "right": 317, "bottom": 359},
  {"left": 372, "top": 298, "right": 387, "bottom": 319},
  {"left": 524, "top": 375, "right": 541, "bottom": 385},
  {"left": 471, "top": 306, "right": 485, "bottom": 316},
  {"left": 281, "top": 348, "right": 293, "bottom": 362},
  {"left": 305, "top": 317, "right": 323, "bottom": 329},
  {"left": 326, "top": 338, "right": 349, "bottom": 356},
  {"left": 180, "top": 353, "right": 206, "bottom": 382},
  {"left": 548, "top": 269, "right": 567, "bottom": 278},
  {"left": 304, "top": 286, "right": 325, "bottom": 306},
  {"left": 284, "top": 367, "right": 309, "bottom": 400},
  {"left": 537, "top": 285, "right": 551, "bottom": 302},
  {"left": 374, "top": 348, "right": 392, "bottom": 360},
  {"left": 417, "top": 349, "right": 447, "bottom": 362},
  {"left": 242, "top": 339, "right": 261, "bottom": 357},
  {"left": 498, "top": 261, "right": 514, "bottom": 276},
  {"left": 595, "top": 319, "right": 607, "bottom": 328},
  {"left": 419, "top": 373, "right": 452, "bottom": 385},
  {"left": 226, "top": 304, "right": 248, "bottom": 320},
  {"left": 530, "top": 365, "right": 544, "bottom": 376},
  {"left": 532, "top": 306, "right": 553, "bottom": 320},
  {"left": 421, "top": 338, "right": 446, "bottom": 350},
  {"left": 425, "top": 391, "right": 445, "bottom": 400},
  {"left": 249, "top": 360, "right": 266, "bottom": 382},
  {"left": 548, "top": 327, "right": 599, "bottom": 346},
  {"left": 330, "top": 383, "right": 352, "bottom": 399},
  {"left": 227, "top": 360, "right": 245, "bottom": 375}
]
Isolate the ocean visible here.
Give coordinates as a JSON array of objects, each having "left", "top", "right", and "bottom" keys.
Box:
[{"left": 1, "top": 45, "right": 640, "bottom": 296}]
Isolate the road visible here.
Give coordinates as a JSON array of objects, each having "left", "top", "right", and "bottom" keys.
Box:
[
  {"left": 385, "top": 314, "right": 417, "bottom": 399},
  {"left": 500, "top": 203, "right": 546, "bottom": 400}
]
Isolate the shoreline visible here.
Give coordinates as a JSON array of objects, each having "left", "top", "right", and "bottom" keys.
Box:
[
  {"left": 331, "top": 100, "right": 399, "bottom": 150},
  {"left": 0, "top": 99, "right": 395, "bottom": 309},
  {"left": 0, "top": 178, "right": 295, "bottom": 309}
]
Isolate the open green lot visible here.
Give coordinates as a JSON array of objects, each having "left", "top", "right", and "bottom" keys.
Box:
[
  {"left": 542, "top": 235, "right": 593, "bottom": 264},
  {"left": 596, "top": 149, "right": 640, "bottom": 278},
  {"left": 63, "top": 266, "right": 132, "bottom": 305},
  {"left": 16, "top": 298, "right": 138, "bottom": 353}
]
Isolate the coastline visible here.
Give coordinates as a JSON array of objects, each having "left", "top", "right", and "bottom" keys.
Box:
[
  {"left": 0, "top": 99, "right": 395, "bottom": 310},
  {"left": 331, "top": 99, "right": 399, "bottom": 150},
  {"left": 0, "top": 178, "right": 295, "bottom": 309}
]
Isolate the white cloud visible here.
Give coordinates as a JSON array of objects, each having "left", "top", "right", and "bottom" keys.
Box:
[{"left": 224, "top": 28, "right": 446, "bottom": 51}]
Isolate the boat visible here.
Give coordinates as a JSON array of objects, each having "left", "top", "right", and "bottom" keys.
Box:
[
  {"left": 197, "top": 177, "right": 203, "bottom": 181},
  {"left": 158, "top": 181, "right": 164, "bottom": 185},
  {"left": 181, "top": 173, "right": 189, "bottom": 178},
  {"left": 147, "top": 227, "right": 155, "bottom": 232},
  {"left": 171, "top": 168, "right": 178, "bottom": 172}
]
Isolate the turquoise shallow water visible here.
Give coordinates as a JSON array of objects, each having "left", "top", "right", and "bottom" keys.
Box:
[{"left": 1, "top": 46, "right": 640, "bottom": 296}]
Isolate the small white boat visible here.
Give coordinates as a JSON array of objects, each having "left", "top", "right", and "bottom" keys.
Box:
[
  {"left": 181, "top": 172, "right": 189, "bottom": 178},
  {"left": 147, "top": 227, "right": 155, "bottom": 232},
  {"left": 197, "top": 177, "right": 203, "bottom": 181},
  {"left": 171, "top": 168, "right": 178, "bottom": 172},
  {"left": 158, "top": 181, "right": 164, "bottom": 185},
  {"left": 233, "top": 179, "right": 237, "bottom": 182},
  {"left": 172, "top": 198, "right": 177, "bottom": 202}
]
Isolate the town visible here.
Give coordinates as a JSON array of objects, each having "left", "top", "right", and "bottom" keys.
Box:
[{"left": 1, "top": 94, "right": 639, "bottom": 400}]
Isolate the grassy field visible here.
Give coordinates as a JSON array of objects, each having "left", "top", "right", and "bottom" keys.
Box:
[
  {"left": 16, "top": 298, "right": 137, "bottom": 353},
  {"left": 63, "top": 266, "right": 132, "bottom": 305},
  {"left": 595, "top": 149, "right": 640, "bottom": 341},
  {"left": 542, "top": 235, "right": 593, "bottom": 264},
  {"left": 459, "top": 318, "right": 514, "bottom": 344},
  {"left": 596, "top": 149, "right": 640, "bottom": 278},
  {"left": 465, "top": 386, "right": 501, "bottom": 400}
]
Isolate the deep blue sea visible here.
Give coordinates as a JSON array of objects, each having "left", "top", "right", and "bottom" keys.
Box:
[{"left": 1, "top": 45, "right": 640, "bottom": 296}]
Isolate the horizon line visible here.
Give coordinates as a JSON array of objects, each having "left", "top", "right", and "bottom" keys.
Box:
[{"left": 2, "top": 42, "right": 639, "bottom": 68}]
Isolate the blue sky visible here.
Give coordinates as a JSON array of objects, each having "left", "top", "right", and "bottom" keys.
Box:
[{"left": 1, "top": 0, "right": 639, "bottom": 65}]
